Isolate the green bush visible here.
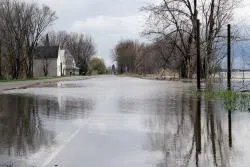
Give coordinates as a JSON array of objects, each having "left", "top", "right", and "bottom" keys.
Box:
[{"left": 88, "top": 57, "right": 107, "bottom": 75}]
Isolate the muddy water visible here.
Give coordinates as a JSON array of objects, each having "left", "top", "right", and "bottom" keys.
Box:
[{"left": 0, "top": 76, "right": 249, "bottom": 167}]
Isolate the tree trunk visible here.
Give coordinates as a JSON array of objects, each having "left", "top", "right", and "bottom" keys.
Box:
[
  {"left": 12, "top": 58, "right": 20, "bottom": 80},
  {"left": 187, "top": 59, "right": 193, "bottom": 79},
  {"left": 180, "top": 57, "right": 193, "bottom": 79},
  {"left": 16, "top": 58, "right": 20, "bottom": 79},
  {"left": 0, "top": 43, "right": 2, "bottom": 79},
  {"left": 13, "top": 43, "right": 22, "bottom": 79},
  {"left": 27, "top": 52, "right": 33, "bottom": 78},
  {"left": 180, "top": 59, "right": 188, "bottom": 78},
  {"left": 206, "top": 0, "right": 215, "bottom": 79}
]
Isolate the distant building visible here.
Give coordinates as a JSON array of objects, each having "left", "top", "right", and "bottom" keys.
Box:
[{"left": 33, "top": 46, "right": 79, "bottom": 77}]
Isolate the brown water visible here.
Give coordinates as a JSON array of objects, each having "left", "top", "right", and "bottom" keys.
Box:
[{"left": 0, "top": 76, "right": 249, "bottom": 167}]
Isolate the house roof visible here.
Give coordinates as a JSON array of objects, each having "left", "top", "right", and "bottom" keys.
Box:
[{"left": 35, "top": 46, "right": 59, "bottom": 59}]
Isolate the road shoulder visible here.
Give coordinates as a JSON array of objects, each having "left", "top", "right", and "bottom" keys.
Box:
[{"left": 0, "top": 76, "right": 91, "bottom": 93}]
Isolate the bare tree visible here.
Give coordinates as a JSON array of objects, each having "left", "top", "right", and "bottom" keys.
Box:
[
  {"left": 200, "top": 0, "right": 239, "bottom": 78},
  {"left": 114, "top": 39, "right": 165, "bottom": 75},
  {"left": 42, "top": 34, "right": 50, "bottom": 76},
  {"left": 142, "top": 0, "right": 196, "bottom": 78},
  {"left": 142, "top": 0, "right": 240, "bottom": 78},
  {"left": 153, "top": 38, "right": 181, "bottom": 72},
  {"left": 135, "top": 43, "right": 164, "bottom": 75},
  {"left": 0, "top": 0, "right": 56, "bottom": 79},
  {"left": 25, "top": 3, "right": 57, "bottom": 78},
  {"left": 40, "top": 30, "right": 69, "bottom": 47},
  {"left": 67, "top": 33, "right": 96, "bottom": 75},
  {"left": 114, "top": 40, "right": 139, "bottom": 74},
  {"left": 0, "top": 0, "right": 28, "bottom": 79}
]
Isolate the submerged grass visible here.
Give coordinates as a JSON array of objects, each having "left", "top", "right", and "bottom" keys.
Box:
[{"left": 192, "top": 89, "right": 250, "bottom": 112}]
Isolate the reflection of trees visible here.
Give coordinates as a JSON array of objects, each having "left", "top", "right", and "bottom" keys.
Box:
[
  {"left": 144, "top": 92, "right": 233, "bottom": 167},
  {"left": 35, "top": 95, "right": 93, "bottom": 119},
  {"left": 0, "top": 93, "right": 94, "bottom": 165},
  {"left": 0, "top": 94, "right": 55, "bottom": 157}
]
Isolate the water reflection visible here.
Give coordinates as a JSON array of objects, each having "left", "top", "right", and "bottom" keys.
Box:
[
  {"left": 0, "top": 95, "right": 54, "bottom": 156},
  {"left": 228, "top": 109, "right": 232, "bottom": 148},
  {"left": 0, "top": 93, "right": 93, "bottom": 166},
  {"left": 0, "top": 94, "right": 54, "bottom": 166},
  {"left": 34, "top": 95, "right": 93, "bottom": 119},
  {"left": 145, "top": 92, "right": 234, "bottom": 167}
]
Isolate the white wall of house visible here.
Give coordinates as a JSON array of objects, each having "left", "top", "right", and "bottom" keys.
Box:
[
  {"left": 57, "top": 49, "right": 79, "bottom": 76},
  {"left": 57, "top": 49, "right": 66, "bottom": 77},
  {"left": 33, "top": 58, "right": 57, "bottom": 77},
  {"left": 34, "top": 47, "right": 79, "bottom": 77}
]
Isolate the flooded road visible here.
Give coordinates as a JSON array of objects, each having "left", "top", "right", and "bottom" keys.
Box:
[{"left": 0, "top": 76, "right": 250, "bottom": 167}]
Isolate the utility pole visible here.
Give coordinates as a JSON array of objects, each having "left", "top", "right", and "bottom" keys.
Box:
[
  {"left": 194, "top": 0, "right": 200, "bottom": 90},
  {"left": 196, "top": 19, "right": 201, "bottom": 90},
  {"left": 194, "top": 0, "right": 197, "bottom": 19},
  {"left": 227, "top": 24, "right": 231, "bottom": 91},
  {"left": 227, "top": 24, "right": 233, "bottom": 148},
  {"left": 194, "top": 2, "right": 201, "bottom": 165},
  {"left": 196, "top": 19, "right": 202, "bottom": 161}
]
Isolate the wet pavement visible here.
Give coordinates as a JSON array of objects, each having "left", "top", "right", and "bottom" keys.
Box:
[{"left": 0, "top": 76, "right": 250, "bottom": 167}]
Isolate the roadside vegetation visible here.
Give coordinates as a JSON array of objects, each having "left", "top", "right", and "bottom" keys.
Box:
[
  {"left": 88, "top": 57, "right": 107, "bottom": 75},
  {"left": 192, "top": 89, "right": 250, "bottom": 111}
]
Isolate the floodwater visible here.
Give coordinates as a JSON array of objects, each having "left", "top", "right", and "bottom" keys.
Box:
[{"left": 0, "top": 76, "right": 249, "bottom": 167}]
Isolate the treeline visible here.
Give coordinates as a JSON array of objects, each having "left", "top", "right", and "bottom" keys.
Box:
[
  {"left": 0, "top": 0, "right": 97, "bottom": 79},
  {"left": 114, "top": 0, "right": 239, "bottom": 78},
  {"left": 113, "top": 39, "right": 176, "bottom": 75}
]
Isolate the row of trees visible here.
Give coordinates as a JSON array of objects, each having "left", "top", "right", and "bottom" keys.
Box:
[
  {"left": 113, "top": 40, "right": 167, "bottom": 75},
  {"left": 114, "top": 0, "right": 240, "bottom": 78},
  {"left": 0, "top": 0, "right": 57, "bottom": 79},
  {"left": 0, "top": 0, "right": 98, "bottom": 79},
  {"left": 114, "top": 38, "right": 189, "bottom": 76}
]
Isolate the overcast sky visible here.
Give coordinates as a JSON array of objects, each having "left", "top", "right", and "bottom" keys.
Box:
[{"left": 27, "top": 0, "right": 250, "bottom": 67}]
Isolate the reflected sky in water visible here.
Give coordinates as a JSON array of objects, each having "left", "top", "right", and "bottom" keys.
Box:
[{"left": 0, "top": 76, "right": 249, "bottom": 167}]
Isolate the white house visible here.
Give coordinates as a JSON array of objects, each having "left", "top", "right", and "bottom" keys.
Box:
[
  {"left": 57, "top": 49, "right": 79, "bottom": 76},
  {"left": 33, "top": 46, "right": 79, "bottom": 77}
]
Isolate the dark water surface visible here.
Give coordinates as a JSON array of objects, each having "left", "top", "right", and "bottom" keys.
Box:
[{"left": 0, "top": 76, "right": 249, "bottom": 167}]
